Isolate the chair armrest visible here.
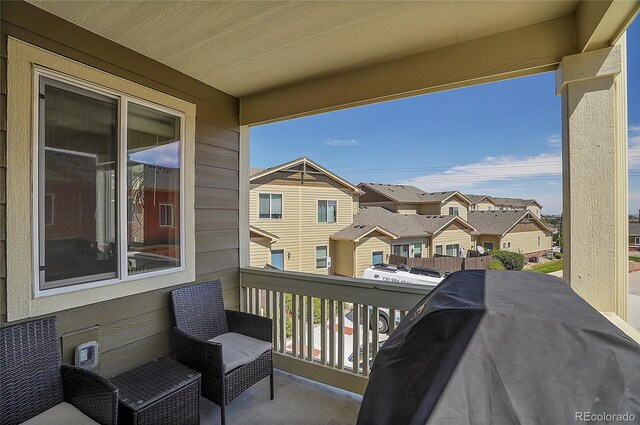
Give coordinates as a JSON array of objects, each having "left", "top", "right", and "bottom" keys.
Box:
[
  {"left": 61, "top": 365, "right": 118, "bottom": 425},
  {"left": 226, "top": 310, "right": 273, "bottom": 343},
  {"left": 174, "top": 327, "right": 224, "bottom": 377}
]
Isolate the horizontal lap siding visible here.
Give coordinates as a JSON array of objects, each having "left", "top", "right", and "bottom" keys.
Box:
[
  {"left": 1, "top": 2, "right": 240, "bottom": 377},
  {"left": 432, "top": 223, "right": 473, "bottom": 254},
  {"left": 355, "top": 237, "right": 391, "bottom": 278},
  {"left": 502, "top": 222, "right": 552, "bottom": 254}
]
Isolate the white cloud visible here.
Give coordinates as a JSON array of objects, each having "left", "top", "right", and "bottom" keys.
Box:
[
  {"left": 402, "top": 153, "right": 562, "bottom": 191},
  {"left": 547, "top": 134, "right": 561, "bottom": 147},
  {"left": 326, "top": 138, "right": 359, "bottom": 146},
  {"left": 630, "top": 125, "right": 640, "bottom": 168}
]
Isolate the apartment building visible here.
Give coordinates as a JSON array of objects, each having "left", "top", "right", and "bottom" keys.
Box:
[
  {"left": 249, "top": 157, "right": 362, "bottom": 274},
  {"left": 467, "top": 195, "right": 543, "bottom": 218},
  {"left": 331, "top": 206, "right": 475, "bottom": 277},
  {"left": 467, "top": 210, "right": 553, "bottom": 258}
]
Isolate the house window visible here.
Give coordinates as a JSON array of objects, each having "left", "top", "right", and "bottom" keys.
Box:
[
  {"left": 635, "top": 237, "right": 640, "bottom": 245},
  {"left": 446, "top": 244, "right": 459, "bottom": 257},
  {"left": 537, "top": 236, "right": 541, "bottom": 247},
  {"left": 159, "top": 204, "right": 175, "bottom": 227},
  {"left": 448, "top": 207, "right": 459, "bottom": 216},
  {"left": 36, "top": 75, "right": 183, "bottom": 291},
  {"left": 271, "top": 250, "right": 284, "bottom": 270},
  {"left": 435, "top": 245, "right": 443, "bottom": 255},
  {"left": 316, "top": 246, "right": 328, "bottom": 268},
  {"left": 318, "top": 200, "right": 337, "bottom": 223},
  {"left": 259, "top": 194, "right": 282, "bottom": 219},
  {"left": 413, "top": 243, "right": 422, "bottom": 258},
  {"left": 483, "top": 242, "right": 494, "bottom": 251},
  {"left": 392, "top": 244, "right": 410, "bottom": 258},
  {"left": 502, "top": 242, "right": 511, "bottom": 249},
  {"left": 44, "top": 193, "right": 55, "bottom": 225},
  {"left": 372, "top": 251, "right": 383, "bottom": 265}
]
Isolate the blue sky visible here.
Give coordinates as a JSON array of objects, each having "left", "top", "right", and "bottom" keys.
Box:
[{"left": 252, "top": 17, "right": 640, "bottom": 216}]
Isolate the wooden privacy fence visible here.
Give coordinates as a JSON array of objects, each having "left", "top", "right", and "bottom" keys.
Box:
[{"left": 389, "top": 254, "right": 491, "bottom": 272}]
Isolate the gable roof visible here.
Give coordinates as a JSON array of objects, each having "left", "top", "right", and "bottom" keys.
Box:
[
  {"left": 489, "top": 196, "right": 542, "bottom": 209},
  {"left": 331, "top": 224, "right": 397, "bottom": 242},
  {"left": 333, "top": 206, "right": 474, "bottom": 240},
  {"left": 467, "top": 210, "right": 551, "bottom": 237},
  {"left": 249, "top": 225, "right": 279, "bottom": 242},
  {"left": 250, "top": 157, "right": 361, "bottom": 193},
  {"left": 358, "top": 183, "right": 471, "bottom": 205},
  {"left": 464, "top": 194, "right": 495, "bottom": 205}
]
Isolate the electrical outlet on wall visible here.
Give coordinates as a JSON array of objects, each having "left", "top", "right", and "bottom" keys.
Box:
[{"left": 74, "top": 341, "right": 99, "bottom": 370}]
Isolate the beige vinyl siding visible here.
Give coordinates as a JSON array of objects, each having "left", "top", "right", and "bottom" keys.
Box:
[
  {"left": 1, "top": 2, "right": 240, "bottom": 377},
  {"left": 476, "top": 201, "right": 496, "bottom": 211},
  {"left": 431, "top": 222, "right": 473, "bottom": 256},
  {"left": 527, "top": 205, "right": 542, "bottom": 218},
  {"left": 475, "top": 235, "right": 500, "bottom": 251},
  {"left": 418, "top": 204, "right": 441, "bottom": 215},
  {"left": 355, "top": 236, "right": 391, "bottom": 278},
  {"left": 250, "top": 173, "right": 356, "bottom": 275},
  {"left": 331, "top": 239, "right": 355, "bottom": 277},
  {"left": 501, "top": 222, "right": 552, "bottom": 254},
  {"left": 250, "top": 237, "right": 271, "bottom": 268},
  {"left": 397, "top": 205, "right": 418, "bottom": 214},
  {"left": 360, "top": 201, "right": 398, "bottom": 212},
  {"left": 394, "top": 237, "right": 431, "bottom": 258},
  {"left": 440, "top": 198, "right": 469, "bottom": 220}
]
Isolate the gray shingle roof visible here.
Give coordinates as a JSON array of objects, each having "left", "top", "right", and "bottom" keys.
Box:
[
  {"left": 630, "top": 221, "right": 640, "bottom": 236},
  {"left": 358, "top": 183, "right": 459, "bottom": 203},
  {"left": 467, "top": 210, "right": 532, "bottom": 235},
  {"left": 489, "top": 196, "right": 539, "bottom": 208},
  {"left": 332, "top": 206, "right": 466, "bottom": 240},
  {"left": 250, "top": 167, "right": 267, "bottom": 177},
  {"left": 464, "top": 194, "right": 491, "bottom": 204}
]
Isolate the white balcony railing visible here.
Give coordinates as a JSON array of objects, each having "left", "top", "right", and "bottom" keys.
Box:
[{"left": 239, "top": 267, "right": 430, "bottom": 394}]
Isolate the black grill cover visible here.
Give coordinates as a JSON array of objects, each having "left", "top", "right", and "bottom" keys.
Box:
[{"left": 357, "top": 270, "right": 640, "bottom": 425}]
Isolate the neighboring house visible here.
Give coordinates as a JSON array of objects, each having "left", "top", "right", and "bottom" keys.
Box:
[
  {"left": 331, "top": 206, "right": 475, "bottom": 277},
  {"left": 630, "top": 222, "right": 640, "bottom": 251},
  {"left": 490, "top": 196, "right": 543, "bottom": 218},
  {"left": 467, "top": 210, "right": 553, "bottom": 258},
  {"left": 358, "top": 183, "right": 472, "bottom": 220},
  {"left": 464, "top": 194, "right": 498, "bottom": 212},
  {"left": 249, "top": 157, "right": 362, "bottom": 274}
]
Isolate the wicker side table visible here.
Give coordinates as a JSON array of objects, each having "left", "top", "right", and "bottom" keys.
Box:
[{"left": 109, "top": 357, "right": 201, "bottom": 425}]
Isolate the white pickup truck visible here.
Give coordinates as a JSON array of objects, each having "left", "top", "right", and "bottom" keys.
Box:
[{"left": 360, "top": 263, "right": 447, "bottom": 333}]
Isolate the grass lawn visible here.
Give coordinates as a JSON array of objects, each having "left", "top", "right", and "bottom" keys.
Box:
[
  {"left": 529, "top": 259, "right": 563, "bottom": 274},
  {"left": 630, "top": 256, "right": 640, "bottom": 263}
]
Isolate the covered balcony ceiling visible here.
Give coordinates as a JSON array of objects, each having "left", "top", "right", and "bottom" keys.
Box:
[{"left": 29, "top": 0, "right": 581, "bottom": 97}]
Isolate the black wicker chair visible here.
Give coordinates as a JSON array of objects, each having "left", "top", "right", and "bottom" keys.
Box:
[
  {"left": 0, "top": 316, "right": 118, "bottom": 425},
  {"left": 171, "top": 280, "right": 273, "bottom": 425}
]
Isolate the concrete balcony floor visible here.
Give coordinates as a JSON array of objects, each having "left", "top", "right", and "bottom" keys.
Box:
[{"left": 200, "top": 369, "right": 362, "bottom": 425}]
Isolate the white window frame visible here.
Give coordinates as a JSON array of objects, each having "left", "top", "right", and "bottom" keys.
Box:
[
  {"left": 435, "top": 245, "right": 443, "bottom": 255},
  {"left": 317, "top": 200, "right": 337, "bottom": 224},
  {"left": 634, "top": 237, "right": 640, "bottom": 245},
  {"left": 448, "top": 206, "right": 459, "bottom": 216},
  {"left": 159, "top": 203, "right": 176, "bottom": 227},
  {"left": 5, "top": 38, "right": 197, "bottom": 321},
  {"left": 372, "top": 251, "right": 383, "bottom": 265},
  {"left": 392, "top": 243, "right": 410, "bottom": 258},
  {"left": 537, "top": 235, "right": 541, "bottom": 247},
  {"left": 316, "top": 246, "right": 328, "bottom": 269},
  {"left": 445, "top": 244, "right": 459, "bottom": 257},
  {"left": 413, "top": 242, "right": 422, "bottom": 258},
  {"left": 258, "top": 193, "right": 283, "bottom": 219}
]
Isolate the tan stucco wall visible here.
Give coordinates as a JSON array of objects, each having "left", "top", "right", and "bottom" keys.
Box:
[
  {"left": 431, "top": 222, "right": 473, "bottom": 255},
  {"left": 355, "top": 236, "right": 391, "bottom": 278},
  {"left": 331, "top": 239, "right": 355, "bottom": 277},
  {"left": 249, "top": 174, "right": 357, "bottom": 275},
  {"left": 249, "top": 237, "right": 271, "bottom": 268}
]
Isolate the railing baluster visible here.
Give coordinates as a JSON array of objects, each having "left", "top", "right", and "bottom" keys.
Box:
[
  {"left": 279, "top": 292, "right": 286, "bottom": 354},
  {"left": 299, "top": 295, "right": 306, "bottom": 359},
  {"left": 362, "top": 305, "right": 370, "bottom": 376},
  {"left": 248, "top": 287, "right": 254, "bottom": 314},
  {"left": 352, "top": 303, "right": 360, "bottom": 374},
  {"left": 389, "top": 308, "right": 397, "bottom": 334},
  {"left": 320, "top": 298, "right": 327, "bottom": 365},
  {"left": 291, "top": 294, "right": 298, "bottom": 357},
  {"left": 307, "top": 296, "right": 313, "bottom": 361},
  {"left": 337, "top": 301, "right": 344, "bottom": 369},
  {"left": 255, "top": 288, "right": 261, "bottom": 316},
  {"left": 371, "top": 306, "right": 379, "bottom": 369},
  {"left": 329, "top": 300, "right": 336, "bottom": 367}
]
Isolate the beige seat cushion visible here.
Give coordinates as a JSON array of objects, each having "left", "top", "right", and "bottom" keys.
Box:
[
  {"left": 209, "top": 332, "right": 272, "bottom": 372},
  {"left": 21, "top": 402, "right": 99, "bottom": 425}
]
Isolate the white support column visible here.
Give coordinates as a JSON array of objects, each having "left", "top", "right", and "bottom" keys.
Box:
[
  {"left": 556, "top": 39, "right": 628, "bottom": 319},
  {"left": 239, "top": 125, "right": 251, "bottom": 311}
]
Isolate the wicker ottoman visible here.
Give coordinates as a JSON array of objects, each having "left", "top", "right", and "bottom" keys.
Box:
[{"left": 110, "top": 357, "right": 201, "bottom": 425}]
